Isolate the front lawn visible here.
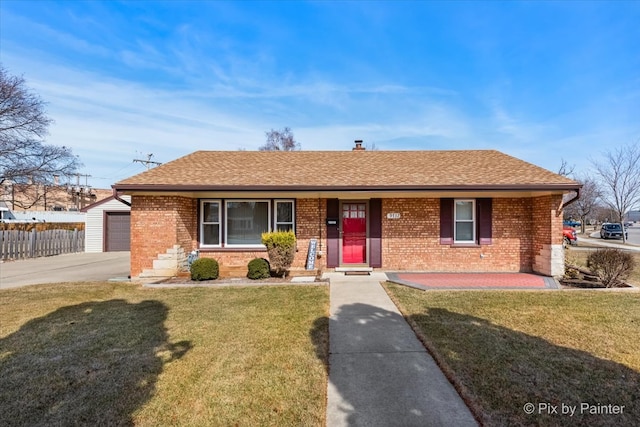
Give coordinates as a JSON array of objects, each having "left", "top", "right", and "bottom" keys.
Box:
[
  {"left": 384, "top": 285, "right": 640, "bottom": 426},
  {"left": 0, "top": 282, "right": 329, "bottom": 426}
]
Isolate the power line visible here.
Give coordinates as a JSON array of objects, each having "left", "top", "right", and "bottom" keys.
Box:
[{"left": 133, "top": 153, "right": 162, "bottom": 170}]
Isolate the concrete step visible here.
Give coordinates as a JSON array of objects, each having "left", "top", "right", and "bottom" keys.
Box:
[
  {"left": 289, "top": 268, "right": 321, "bottom": 277},
  {"left": 165, "top": 247, "right": 185, "bottom": 256},
  {"left": 157, "top": 253, "right": 177, "bottom": 260},
  {"left": 139, "top": 268, "right": 177, "bottom": 278},
  {"left": 153, "top": 258, "right": 179, "bottom": 269}
]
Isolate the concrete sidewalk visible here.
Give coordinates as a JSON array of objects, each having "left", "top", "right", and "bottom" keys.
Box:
[{"left": 324, "top": 272, "right": 477, "bottom": 426}]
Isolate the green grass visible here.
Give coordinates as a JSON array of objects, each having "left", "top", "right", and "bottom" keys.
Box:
[
  {"left": 0, "top": 282, "right": 329, "bottom": 426},
  {"left": 384, "top": 285, "right": 640, "bottom": 426}
]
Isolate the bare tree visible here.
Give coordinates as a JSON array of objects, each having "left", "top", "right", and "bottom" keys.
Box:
[
  {"left": 563, "top": 174, "right": 601, "bottom": 234},
  {"left": 259, "top": 127, "right": 300, "bottom": 151},
  {"left": 557, "top": 158, "right": 575, "bottom": 177},
  {"left": 591, "top": 142, "right": 640, "bottom": 243},
  {"left": 0, "top": 65, "right": 80, "bottom": 188}
]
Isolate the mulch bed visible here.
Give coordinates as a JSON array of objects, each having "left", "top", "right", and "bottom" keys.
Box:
[
  {"left": 561, "top": 265, "right": 631, "bottom": 289},
  {"left": 152, "top": 274, "right": 327, "bottom": 286}
]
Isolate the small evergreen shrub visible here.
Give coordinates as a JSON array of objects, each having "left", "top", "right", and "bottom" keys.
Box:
[
  {"left": 586, "top": 249, "right": 635, "bottom": 288},
  {"left": 261, "top": 230, "right": 296, "bottom": 277},
  {"left": 247, "top": 258, "right": 270, "bottom": 280},
  {"left": 190, "top": 257, "right": 219, "bottom": 281}
]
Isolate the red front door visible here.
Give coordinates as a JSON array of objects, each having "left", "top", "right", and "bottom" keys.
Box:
[{"left": 342, "top": 203, "right": 367, "bottom": 264}]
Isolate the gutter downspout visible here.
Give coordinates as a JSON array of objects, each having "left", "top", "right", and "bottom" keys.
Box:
[
  {"left": 112, "top": 188, "right": 132, "bottom": 207},
  {"left": 559, "top": 188, "right": 580, "bottom": 212}
]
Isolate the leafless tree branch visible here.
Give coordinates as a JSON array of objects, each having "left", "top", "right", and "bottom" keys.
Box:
[
  {"left": 259, "top": 127, "right": 300, "bottom": 151},
  {"left": 591, "top": 142, "right": 640, "bottom": 243},
  {"left": 0, "top": 65, "right": 81, "bottom": 190}
]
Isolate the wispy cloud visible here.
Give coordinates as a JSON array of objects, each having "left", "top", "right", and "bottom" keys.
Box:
[{"left": 2, "top": 1, "right": 638, "bottom": 189}]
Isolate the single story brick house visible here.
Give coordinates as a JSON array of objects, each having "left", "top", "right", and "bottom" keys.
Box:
[{"left": 113, "top": 142, "right": 581, "bottom": 279}]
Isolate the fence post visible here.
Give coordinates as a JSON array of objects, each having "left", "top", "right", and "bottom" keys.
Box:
[{"left": 29, "top": 230, "right": 36, "bottom": 258}]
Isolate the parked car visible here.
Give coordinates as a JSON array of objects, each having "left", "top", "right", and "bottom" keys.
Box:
[
  {"left": 563, "top": 220, "right": 581, "bottom": 227},
  {"left": 600, "top": 223, "right": 628, "bottom": 240},
  {"left": 563, "top": 226, "right": 577, "bottom": 246}
]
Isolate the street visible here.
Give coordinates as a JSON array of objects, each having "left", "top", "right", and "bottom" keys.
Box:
[{"left": 584, "top": 224, "right": 640, "bottom": 250}]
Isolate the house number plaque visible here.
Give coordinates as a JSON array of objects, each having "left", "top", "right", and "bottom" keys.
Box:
[{"left": 386, "top": 213, "right": 401, "bottom": 219}]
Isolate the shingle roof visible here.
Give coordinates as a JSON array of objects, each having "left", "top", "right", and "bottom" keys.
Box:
[{"left": 114, "top": 150, "right": 579, "bottom": 191}]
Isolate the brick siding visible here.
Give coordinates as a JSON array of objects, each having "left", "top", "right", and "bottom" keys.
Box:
[
  {"left": 130, "top": 195, "right": 196, "bottom": 276},
  {"left": 382, "top": 198, "right": 535, "bottom": 272},
  {"left": 130, "top": 195, "right": 563, "bottom": 277},
  {"left": 531, "top": 194, "right": 564, "bottom": 276}
]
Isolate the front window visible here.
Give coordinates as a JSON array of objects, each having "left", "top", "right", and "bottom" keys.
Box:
[
  {"left": 454, "top": 200, "right": 475, "bottom": 243},
  {"left": 275, "top": 200, "right": 294, "bottom": 232},
  {"left": 200, "top": 199, "right": 295, "bottom": 248},
  {"left": 200, "top": 200, "right": 220, "bottom": 246},
  {"left": 226, "top": 201, "right": 270, "bottom": 246}
]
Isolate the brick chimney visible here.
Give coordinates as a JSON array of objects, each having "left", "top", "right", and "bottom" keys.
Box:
[{"left": 353, "top": 140, "right": 365, "bottom": 151}]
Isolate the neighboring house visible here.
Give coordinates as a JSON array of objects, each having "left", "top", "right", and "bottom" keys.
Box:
[
  {"left": 0, "top": 201, "right": 14, "bottom": 221},
  {"left": 0, "top": 182, "right": 112, "bottom": 212},
  {"left": 81, "top": 195, "right": 131, "bottom": 252},
  {"left": 1, "top": 200, "right": 85, "bottom": 223},
  {"left": 113, "top": 142, "right": 581, "bottom": 279}
]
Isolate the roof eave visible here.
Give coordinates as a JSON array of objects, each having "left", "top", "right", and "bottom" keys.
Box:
[{"left": 113, "top": 183, "right": 582, "bottom": 192}]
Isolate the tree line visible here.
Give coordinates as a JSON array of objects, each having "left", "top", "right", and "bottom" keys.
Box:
[{"left": 561, "top": 143, "right": 640, "bottom": 243}]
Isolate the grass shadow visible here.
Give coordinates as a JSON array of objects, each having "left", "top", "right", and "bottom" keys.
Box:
[
  {"left": 0, "top": 299, "right": 191, "bottom": 426},
  {"left": 406, "top": 308, "right": 640, "bottom": 426}
]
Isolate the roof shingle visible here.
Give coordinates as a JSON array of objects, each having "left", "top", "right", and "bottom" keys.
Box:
[{"left": 114, "top": 150, "right": 579, "bottom": 190}]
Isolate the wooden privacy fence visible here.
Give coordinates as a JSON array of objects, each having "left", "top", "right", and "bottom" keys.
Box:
[{"left": 0, "top": 229, "right": 85, "bottom": 260}]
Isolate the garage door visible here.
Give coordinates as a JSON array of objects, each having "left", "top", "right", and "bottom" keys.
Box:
[{"left": 105, "top": 212, "right": 131, "bottom": 251}]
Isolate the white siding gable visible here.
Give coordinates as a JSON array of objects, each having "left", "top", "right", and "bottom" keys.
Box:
[{"left": 85, "top": 196, "right": 131, "bottom": 253}]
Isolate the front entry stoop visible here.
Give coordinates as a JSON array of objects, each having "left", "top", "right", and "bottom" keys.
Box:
[
  {"left": 138, "top": 245, "right": 187, "bottom": 280},
  {"left": 335, "top": 267, "right": 373, "bottom": 275}
]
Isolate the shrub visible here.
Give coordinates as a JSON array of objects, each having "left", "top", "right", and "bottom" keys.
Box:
[
  {"left": 190, "top": 258, "right": 219, "bottom": 281},
  {"left": 247, "top": 258, "right": 271, "bottom": 280},
  {"left": 261, "top": 230, "right": 296, "bottom": 278},
  {"left": 586, "top": 249, "right": 635, "bottom": 288}
]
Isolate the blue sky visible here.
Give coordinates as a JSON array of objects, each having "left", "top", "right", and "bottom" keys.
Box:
[{"left": 1, "top": 1, "right": 638, "bottom": 188}]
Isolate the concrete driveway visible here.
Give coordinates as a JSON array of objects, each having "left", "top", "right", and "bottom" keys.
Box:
[{"left": 0, "top": 252, "right": 130, "bottom": 289}]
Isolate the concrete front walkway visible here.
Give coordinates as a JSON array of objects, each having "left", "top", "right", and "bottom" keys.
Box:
[{"left": 324, "top": 272, "right": 477, "bottom": 426}]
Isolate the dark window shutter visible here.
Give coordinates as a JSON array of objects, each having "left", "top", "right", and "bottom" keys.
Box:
[
  {"left": 477, "top": 198, "right": 492, "bottom": 245},
  {"left": 326, "top": 199, "right": 340, "bottom": 268},
  {"left": 369, "top": 199, "right": 382, "bottom": 268},
  {"left": 440, "top": 198, "right": 454, "bottom": 245}
]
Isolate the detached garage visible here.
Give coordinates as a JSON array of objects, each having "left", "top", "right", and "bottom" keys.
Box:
[{"left": 82, "top": 195, "right": 131, "bottom": 252}]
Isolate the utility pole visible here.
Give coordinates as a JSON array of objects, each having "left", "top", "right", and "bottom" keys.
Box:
[
  {"left": 133, "top": 153, "right": 162, "bottom": 170},
  {"left": 66, "top": 173, "right": 92, "bottom": 210}
]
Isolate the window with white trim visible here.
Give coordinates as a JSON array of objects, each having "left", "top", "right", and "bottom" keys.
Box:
[
  {"left": 199, "top": 199, "right": 295, "bottom": 248},
  {"left": 226, "top": 201, "right": 270, "bottom": 246},
  {"left": 454, "top": 199, "right": 475, "bottom": 243},
  {"left": 275, "top": 200, "right": 294, "bottom": 232},
  {"left": 200, "top": 200, "right": 221, "bottom": 247}
]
